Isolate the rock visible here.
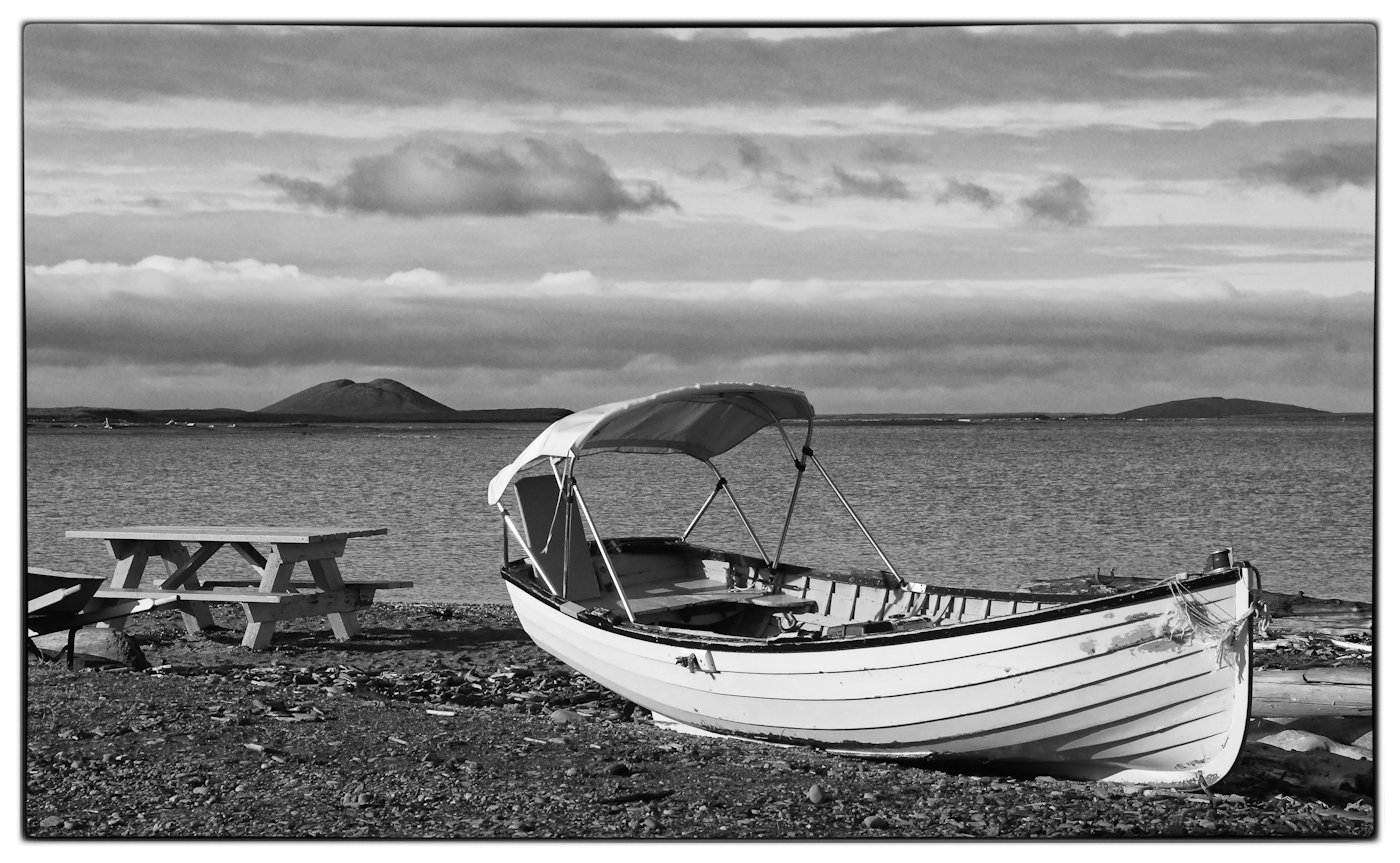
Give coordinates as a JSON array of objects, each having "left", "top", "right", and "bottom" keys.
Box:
[
  {"left": 807, "top": 784, "right": 826, "bottom": 804},
  {"left": 862, "top": 815, "right": 889, "bottom": 830},
  {"left": 550, "top": 708, "right": 581, "bottom": 725},
  {"left": 29, "top": 628, "right": 150, "bottom": 669},
  {"left": 604, "top": 762, "right": 632, "bottom": 777},
  {"left": 1255, "top": 728, "right": 1372, "bottom": 761}
]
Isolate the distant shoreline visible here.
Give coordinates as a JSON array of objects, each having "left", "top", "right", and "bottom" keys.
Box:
[{"left": 25, "top": 410, "right": 1372, "bottom": 431}]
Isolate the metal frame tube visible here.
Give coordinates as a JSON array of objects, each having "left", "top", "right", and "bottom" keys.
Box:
[
  {"left": 771, "top": 453, "right": 805, "bottom": 572},
  {"left": 807, "top": 452, "right": 906, "bottom": 586},
  {"left": 743, "top": 399, "right": 814, "bottom": 573},
  {"left": 496, "top": 503, "right": 560, "bottom": 596},
  {"left": 570, "top": 480, "right": 636, "bottom": 622},
  {"left": 682, "top": 478, "right": 726, "bottom": 541},
  {"left": 707, "top": 461, "right": 773, "bottom": 569}
]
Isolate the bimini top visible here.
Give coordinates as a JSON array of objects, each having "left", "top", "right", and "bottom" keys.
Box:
[{"left": 487, "top": 382, "right": 814, "bottom": 504}]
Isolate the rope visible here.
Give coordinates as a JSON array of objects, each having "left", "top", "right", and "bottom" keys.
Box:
[{"left": 1161, "top": 577, "right": 1252, "bottom": 668}]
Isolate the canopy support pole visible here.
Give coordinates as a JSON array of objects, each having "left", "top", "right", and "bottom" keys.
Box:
[
  {"left": 706, "top": 461, "right": 773, "bottom": 571},
  {"left": 746, "top": 399, "right": 815, "bottom": 576},
  {"left": 771, "top": 447, "right": 807, "bottom": 575},
  {"left": 570, "top": 478, "right": 636, "bottom": 623},
  {"left": 496, "top": 504, "right": 560, "bottom": 597},
  {"left": 682, "top": 477, "right": 727, "bottom": 541},
  {"left": 807, "top": 452, "right": 911, "bottom": 589}
]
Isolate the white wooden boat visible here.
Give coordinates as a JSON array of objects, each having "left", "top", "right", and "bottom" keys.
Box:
[{"left": 487, "top": 383, "right": 1259, "bottom": 786}]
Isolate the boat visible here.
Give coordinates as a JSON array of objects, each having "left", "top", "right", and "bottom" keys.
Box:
[
  {"left": 487, "top": 383, "right": 1260, "bottom": 786},
  {"left": 28, "top": 566, "right": 179, "bottom": 667},
  {"left": 28, "top": 567, "right": 108, "bottom": 617}
]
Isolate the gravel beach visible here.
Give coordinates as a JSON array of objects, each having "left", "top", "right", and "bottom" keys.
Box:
[{"left": 24, "top": 602, "right": 1374, "bottom": 839}]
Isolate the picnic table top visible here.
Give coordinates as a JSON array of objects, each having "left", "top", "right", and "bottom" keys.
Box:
[{"left": 65, "top": 525, "right": 389, "bottom": 544}]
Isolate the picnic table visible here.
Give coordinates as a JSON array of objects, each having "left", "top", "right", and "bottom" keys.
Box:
[{"left": 64, "top": 525, "right": 410, "bottom": 650}]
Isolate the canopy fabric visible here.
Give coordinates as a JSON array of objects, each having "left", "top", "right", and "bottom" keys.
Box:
[{"left": 487, "top": 383, "right": 814, "bottom": 504}]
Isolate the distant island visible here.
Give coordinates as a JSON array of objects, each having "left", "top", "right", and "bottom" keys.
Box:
[
  {"left": 1115, "top": 396, "right": 1329, "bottom": 420},
  {"left": 26, "top": 378, "right": 570, "bottom": 427},
  {"left": 259, "top": 378, "right": 455, "bottom": 416},
  {"left": 26, "top": 382, "right": 1358, "bottom": 429}
]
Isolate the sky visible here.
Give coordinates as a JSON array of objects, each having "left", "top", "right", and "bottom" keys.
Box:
[{"left": 20, "top": 21, "right": 1378, "bottom": 415}]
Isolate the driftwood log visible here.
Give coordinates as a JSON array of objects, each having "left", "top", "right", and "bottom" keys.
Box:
[
  {"left": 1254, "top": 589, "right": 1372, "bottom": 637},
  {"left": 1252, "top": 667, "right": 1371, "bottom": 718}
]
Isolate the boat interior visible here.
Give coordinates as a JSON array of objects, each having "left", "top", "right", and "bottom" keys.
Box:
[{"left": 506, "top": 474, "right": 1076, "bottom": 641}]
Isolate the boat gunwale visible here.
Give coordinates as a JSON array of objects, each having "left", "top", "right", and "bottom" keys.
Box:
[{"left": 499, "top": 554, "right": 1246, "bottom": 654}]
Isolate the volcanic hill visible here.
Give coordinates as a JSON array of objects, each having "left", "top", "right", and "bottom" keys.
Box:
[
  {"left": 1116, "top": 396, "right": 1327, "bottom": 419},
  {"left": 258, "top": 379, "right": 453, "bottom": 417}
]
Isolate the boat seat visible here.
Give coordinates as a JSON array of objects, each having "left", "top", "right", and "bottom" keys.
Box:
[
  {"left": 624, "top": 587, "right": 817, "bottom": 618},
  {"left": 514, "top": 474, "right": 601, "bottom": 601},
  {"left": 746, "top": 593, "right": 820, "bottom": 612}
]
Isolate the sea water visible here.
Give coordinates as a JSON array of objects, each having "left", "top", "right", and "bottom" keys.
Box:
[{"left": 24, "top": 417, "right": 1374, "bottom": 604}]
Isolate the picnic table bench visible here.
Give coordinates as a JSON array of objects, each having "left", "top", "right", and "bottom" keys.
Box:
[{"left": 64, "top": 525, "right": 410, "bottom": 649}]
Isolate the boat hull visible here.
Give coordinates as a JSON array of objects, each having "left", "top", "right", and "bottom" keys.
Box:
[{"left": 506, "top": 570, "right": 1253, "bottom": 786}]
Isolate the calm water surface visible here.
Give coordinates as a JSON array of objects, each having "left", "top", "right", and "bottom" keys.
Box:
[{"left": 25, "top": 418, "right": 1373, "bottom": 604}]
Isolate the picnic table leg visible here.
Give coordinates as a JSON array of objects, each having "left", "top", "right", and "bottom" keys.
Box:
[
  {"left": 307, "top": 557, "right": 361, "bottom": 640},
  {"left": 158, "top": 541, "right": 215, "bottom": 635},
  {"left": 241, "top": 549, "right": 297, "bottom": 650},
  {"left": 95, "top": 539, "right": 150, "bottom": 632}
]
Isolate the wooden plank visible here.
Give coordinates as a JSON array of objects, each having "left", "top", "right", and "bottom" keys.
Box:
[
  {"left": 95, "top": 587, "right": 291, "bottom": 604},
  {"left": 97, "top": 542, "right": 150, "bottom": 632},
  {"left": 241, "top": 589, "right": 377, "bottom": 631},
  {"left": 1252, "top": 668, "right": 1372, "bottom": 718},
  {"left": 232, "top": 541, "right": 268, "bottom": 570},
  {"left": 308, "top": 557, "right": 359, "bottom": 640},
  {"left": 196, "top": 578, "right": 413, "bottom": 590},
  {"left": 271, "top": 538, "right": 349, "bottom": 563},
  {"left": 158, "top": 541, "right": 223, "bottom": 588},
  {"left": 67, "top": 526, "right": 387, "bottom": 543},
  {"left": 1265, "top": 613, "right": 1372, "bottom": 637},
  {"left": 155, "top": 541, "right": 215, "bottom": 634},
  {"left": 103, "top": 538, "right": 148, "bottom": 560},
  {"left": 244, "top": 549, "right": 300, "bottom": 650},
  {"left": 1257, "top": 667, "right": 1371, "bottom": 686}
]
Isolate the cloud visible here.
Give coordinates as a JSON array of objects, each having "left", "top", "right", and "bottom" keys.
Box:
[
  {"left": 826, "top": 167, "right": 911, "bottom": 200},
  {"left": 24, "top": 25, "right": 1376, "bottom": 111},
  {"left": 936, "top": 179, "right": 1003, "bottom": 211},
  {"left": 386, "top": 268, "right": 448, "bottom": 287},
  {"left": 733, "top": 137, "right": 913, "bottom": 203},
  {"left": 732, "top": 137, "right": 823, "bottom": 203},
  {"left": 1239, "top": 143, "right": 1376, "bottom": 196},
  {"left": 858, "top": 141, "right": 927, "bottom": 165},
  {"left": 260, "top": 138, "right": 679, "bottom": 219},
  {"left": 735, "top": 136, "right": 782, "bottom": 176},
  {"left": 29, "top": 255, "right": 301, "bottom": 281},
  {"left": 534, "top": 270, "right": 606, "bottom": 296},
  {"left": 1018, "top": 175, "right": 1097, "bottom": 227},
  {"left": 24, "top": 257, "right": 1373, "bottom": 414}
]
